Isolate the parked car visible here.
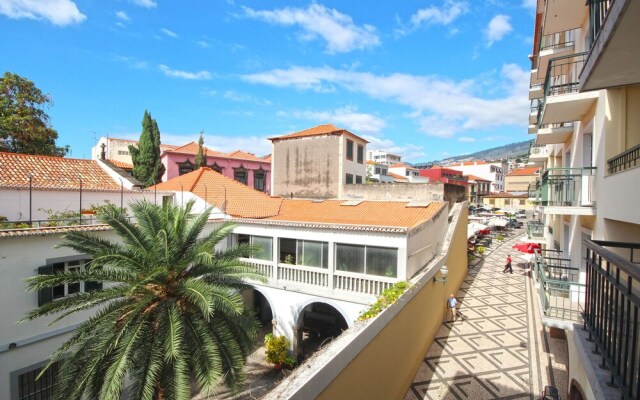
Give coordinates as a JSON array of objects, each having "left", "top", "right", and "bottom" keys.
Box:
[
  {"left": 515, "top": 211, "right": 526, "bottom": 219},
  {"left": 507, "top": 218, "right": 523, "bottom": 228}
]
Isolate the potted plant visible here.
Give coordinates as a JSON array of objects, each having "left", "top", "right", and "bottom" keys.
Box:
[{"left": 264, "top": 334, "right": 293, "bottom": 369}]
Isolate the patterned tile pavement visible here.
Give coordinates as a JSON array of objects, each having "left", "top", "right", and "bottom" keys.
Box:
[{"left": 406, "top": 228, "right": 568, "bottom": 400}]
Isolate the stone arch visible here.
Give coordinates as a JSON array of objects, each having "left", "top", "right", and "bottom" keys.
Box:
[
  {"left": 569, "top": 379, "right": 585, "bottom": 400},
  {"left": 294, "top": 299, "right": 350, "bottom": 358}
]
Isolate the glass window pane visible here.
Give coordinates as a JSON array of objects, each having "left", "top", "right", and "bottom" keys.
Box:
[
  {"left": 366, "top": 247, "right": 398, "bottom": 277},
  {"left": 322, "top": 243, "right": 328, "bottom": 269},
  {"left": 279, "top": 238, "right": 296, "bottom": 264},
  {"left": 301, "top": 241, "right": 323, "bottom": 268},
  {"left": 238, "top": 234, "right": 250, "bottom": 246},
  {"left": 252, "top": 236, "right": 272, "bottom": 261},
  {"left": 336, "top": 244, "right": 364, "bottom": 273}
]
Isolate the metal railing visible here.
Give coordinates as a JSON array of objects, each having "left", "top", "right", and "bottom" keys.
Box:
[
  {"left": 587, "top": 0, "right": 614, "bottom": 49},
  {"left": 583, "top": 239, "right": 640, "bottom": 400},
  {"left": 540, "top": 28, "right": 576, "bottom": 52},
  {"left": 528, "top": 181, "right": 541, "bottom": 204},
  {"left": 543, "top": 52, "right": 588, "bottom": 97},
  {"left": 534, "top": 249, "right": 585, "bottom": 321},
  {"left": 608, "top": 143, "right": 640, "bottom": 174},
  {"left": 529, "top": 144, "right": 548, "bottom": 159},
  {"left": 0, "top": 215, "right": 135, "bottom": 230},
  {"left": 540, "top": 167, "right": 597, "bottom": 207},
  {"left": 527, "top": 221, "right": 545, "bottom": 239}
]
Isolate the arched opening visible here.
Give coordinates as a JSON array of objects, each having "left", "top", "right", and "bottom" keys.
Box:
[
  {"left": 296, "top": 302, "right": 348, "bottom": 360},
  {"left": 252, "top": 289, "right": 273, "bottom": 327},
  {"left": 569, "top": 380, "right": 585, "bottom": 400}
]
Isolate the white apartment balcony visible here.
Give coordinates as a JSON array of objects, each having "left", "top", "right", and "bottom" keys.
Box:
[
  {"left": 539, "top": 167, "right": 597, "bottom": 216},
  {"left": 580, "top": 0, "right": 640, "bottom": 91},
  {"left": 529, "top": 99, "right": 542, "bottom": 124},
  {"left": 541, "top": 0, "right": 588, "bottom": 36},
  {"left": 537, "top": 53, "right": 599, "bottom": 127},
  {"left": 370, "top": 173, "right": 395, "bottom": 183},
  {"left": 529, "top": 144, "right": 549, "bottom": 162},
  {"left": 536, "top": 29, "right": 577, "bottom": 80},
  {"left": 528, "top": 124, "right": 538, "bottom": 134},
  {"left": 529, "top": 82, "right": 544, "bottom": 100},
  {"left": 535, "top": 123, "right": 574, "bottom": 145}
]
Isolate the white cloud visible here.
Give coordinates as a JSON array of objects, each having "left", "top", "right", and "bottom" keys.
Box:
[
  {"left": 159, "top": 65, "right": 211, "bottom": 80},
  {"left": 410, "top": 1, "right": 468, "bottom": 27},
  {"left": 522, "top": 0, "right": 537, "bottom": 9},
  {"left": 131, "top": 0, "right": 156, "bottom": 8},
  {"left": 161, "top": 133, "right": 272, "bottom": 156},
  {"left": 277, "top": 106, "right": 386, "bottom": 135},
  {"left": 161, "top": 28, "right": 178, "bottom": 38},
  {"left": 115, "top": 11, "right": 130, "bottom": 21},
  {"left": 485, "top": 14, "right": 512, "bottom": 46},
  {"left": 112, "top": 55, "right": 148, "bottom": 70},
  {"left": 242, "top": 3, "right": 380, "bottom": 54},
  {"left": 197, "top": 40, "right": 209, "bottom": 48},
  {"left": 364, "top": 137, "right": 427, "bottom": 161},
  {"left": 0, "top": 0, "right": 86, "bottom": 26},
  {"left": 242, "top": 63, "right": 528, "bottom": 138},
  {"left": 223, "top": 91, "right": 271, "bottom": 106},
  {"left": 458, "top": 137, "right": 476, "bottom": 142}
]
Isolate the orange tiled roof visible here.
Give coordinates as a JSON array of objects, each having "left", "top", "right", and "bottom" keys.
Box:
[
  {"left": 150, "top": 168, "right": 282, "bottom": 219},
  {"left": 508, "top": 167, "right": 540, "bottom": 176},
  {"left": 164, "top": 142, "right": 269, "bottom": 163},
  {"left": 0, "top": 152, "right": 121, "bottom": 191},
  {"left": 389, "top": 163, "right": 417, "bottom": 170},
  {"left": 466, "top": 174, "right": 491, "bottom": 182},
  {"left": 269, "top": 124, "right": 369, "bottom": 144},
  {"left": 388, "top": 172, "right": 408, "bottom": 181},
  {"left": 483, "top": 192, "right": 528, "bottom": 198},
  {"left": 105, "top": 137, "right": 178, "bottom": 151},
  {"left": 452, "top": 160, "right": 488, "bottom": 166},
  {"left": 109, "top": 159, "right": 133, "bottom": 169},
  {"left": 263, "top": 154, "right": 272, "bottom": 162},
  {"left": 265, "top": 200, "right": 446, "bottom": 229},
  {"left": 224, "top": 150, "right": 268, "bottom": 163}
]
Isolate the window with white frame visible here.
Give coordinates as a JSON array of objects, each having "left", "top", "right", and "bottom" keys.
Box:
[
  {"left": 335, "top": 244, "right": 398, "bottom": 277},
  {"left": 37, "top": 259, "right": 102, "bottom": 306},
  {"left": 237, "top": 234, "right": 273, "bottom": 261},
  {"left": 279, "top": 238, "right": 328, "bottom": 268},
  {"left": 13, "top": 361, "right": 61, "bottom": 400}
]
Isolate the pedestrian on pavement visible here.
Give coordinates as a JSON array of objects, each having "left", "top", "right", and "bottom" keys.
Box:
[
  {"left": 447, "top": 294, "right": 459, "bottom": 322},
  {"left": 503, "top": 254, "right": 513, "bottom": 274}
]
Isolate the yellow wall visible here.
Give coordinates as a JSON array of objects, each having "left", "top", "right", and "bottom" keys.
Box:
[
  {"left": 316, "top": 207, "right": 469, "bottom": 400},
  {"left": 626, "top": 85, "right": 640, "bottom": 149}
]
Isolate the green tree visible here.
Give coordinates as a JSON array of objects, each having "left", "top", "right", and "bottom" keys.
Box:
[
  {"left": 21, "top": 200, "right": 264, "bottom": 400},
  {"left": 130, "top": 111, "right": 165, "bottom": 186},
  {"left": 0, "top": 72, "right": 69, "bottom": 156},
  {"left": 194, "top": 130, "right": 206, "bottom": 169}
]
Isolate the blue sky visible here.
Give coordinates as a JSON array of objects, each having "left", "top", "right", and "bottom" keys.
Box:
[{"left": 0, "top": 0, "right": 536, "bottom": 162}]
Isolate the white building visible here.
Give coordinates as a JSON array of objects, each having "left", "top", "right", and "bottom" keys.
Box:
[
  {"left": 448, "top": 161, "right": 505, "bottom": 192},
  {"left": 388, "top": 163, "right": 429, "bottom": 184},
  {"left": 366, "top": 161, "right": 394, "bottom": 183},
  {"left": 366, "top": 149, "right": 402, "bottom": 166}
]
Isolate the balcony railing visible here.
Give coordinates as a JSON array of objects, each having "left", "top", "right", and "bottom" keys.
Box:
[
  {"left": 587, "top": 0, "right": 614, "bottom": 49},
  {"left": 528, "top": 181, "right": 541, "bottom": 204},
  {"left": 529, "top": 144, "right": 548, "bottom": 159},
  {"left": 527, "top": 221, "right": 545, "bottom": 239},
  {"left": 608, "top": 143, "right": 640, "bottom": 174},
  {"left": 242, "top": 259, "right": 395, "bottom": 297},
  {"left": 540, "top": 28, "right": 576, "bottom": 52},
  {"left": 540, "top": 167, "right": 597, "bottom": 207},
  {"left": 533, "top": 249, "right": 585, "bottom": 321},
  {"left": 584, "top": 239, "right": 640, "bottom": 400},
  {"left": 543, "top": 52, "right": 588, "bottom": 97},
  {"left": 0, "top": 215, "right": 135, "bottom": 230}
]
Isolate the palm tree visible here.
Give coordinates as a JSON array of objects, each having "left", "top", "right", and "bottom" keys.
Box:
[{"left": 21, "top": 200, "right": 264, "bottom": 400}]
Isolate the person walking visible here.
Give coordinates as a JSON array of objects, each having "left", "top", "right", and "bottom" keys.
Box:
[
  {"left": 503, "top": 254, "right": 513, "bottom": 274},
  {"left": 447, "top": 294, "right": 459, "bottom": 322}
]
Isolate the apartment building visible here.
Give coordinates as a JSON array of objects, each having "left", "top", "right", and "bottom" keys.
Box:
[
  {"left": 504, "top": 166, "right": 539, "bottom": 194},
  {"left": 366, "top": 160, "right": 394, "bottom": 183},
  {"left": 418, "top": 166, "right": 468, "bottom": 188},
  {"left": 270, "top": 124, "right": 368, "bottom": 199},
  {"left": 448, "top": 160, "right": 505, "bottom": 192},
  {"left": 366, "top": 149, "right": 402, "bottom": 166},
  {"left": 465, "top": 174, "right": 492, "bottom": 205},
  {"left": 388, "top": 163, "right": 428, "bottom": 183},
  {"left": 527, "top": 0, "right": 640, "bottom": 399}
]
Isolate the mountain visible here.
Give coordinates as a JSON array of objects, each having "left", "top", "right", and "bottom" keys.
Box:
[{"left": 412, "top": 140, "right": 532, "bottom": 168}]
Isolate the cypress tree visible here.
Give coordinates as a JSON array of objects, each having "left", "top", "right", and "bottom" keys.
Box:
[
  {"left": 195, "top": 130, "right": 206, "bottom": 169},
  {"left": 129, "top": 110, "right": 165, "bottom": 186}
]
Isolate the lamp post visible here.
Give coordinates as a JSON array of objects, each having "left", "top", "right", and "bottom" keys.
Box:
[{"left": 433, "top": 265, "right": 448, "bottom": 285}]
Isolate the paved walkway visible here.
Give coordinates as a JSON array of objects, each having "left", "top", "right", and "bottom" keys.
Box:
[{"left": 406, "top": 229, "right": 568, "bottom": 400}]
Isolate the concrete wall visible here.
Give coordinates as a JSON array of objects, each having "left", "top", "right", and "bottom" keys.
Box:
[
  {"left": 406, "top": 204, "right": 448, "bottom": 279},
  {"left": 265, "top": 203, "right": 468, "bottom": 399},
  {"left": 272, "top": 135, "right": 341, "bottom": 199},
  {"left": 342, "top": 182, "right": 445, "bottom": 202},
  {"left": 505, "top": 174, "right": 537, "bottom": 192}
]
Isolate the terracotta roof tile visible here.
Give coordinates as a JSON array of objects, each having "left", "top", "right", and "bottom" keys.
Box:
[
  {"left": 466, "top": 174, "right": 491, "bottom": 182},
  {"left": 269, "top": 124, "right": 369, "bottom": 144},
  {"left": 150, "top": 168, "right": 282, "bottom": 218},
  {"left": 109, "top": 159, "right": 133, "bottom": 169},
  {"left": 163, "top": 142, "right": 269, "bottom": 163},
  {"left": 265, "top": 200, "right": 446, "bottom": 229},
  {"left": 224, "top": 150, "right": 267, "bottom": 162},
  {"left": 508, "top": 167, "right": 540, "bottom": 176},
  {"left": 387, "top": 172, "right": 408, "bottom": 181},
  {"left": 389, "top": 163, "right": 417, "bottom": 170},
  {"left": 0, "top": 152, "right": 121, "bottom": 191}
]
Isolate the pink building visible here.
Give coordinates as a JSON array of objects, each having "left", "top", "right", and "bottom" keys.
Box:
[{"left": 161, "top": 142, "right": 271, "bottom": 193}]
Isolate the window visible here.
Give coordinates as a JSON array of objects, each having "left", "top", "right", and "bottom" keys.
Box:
[
  {"left": 15, "top": 361, "right": 60, "bottom": 400},
  {"left": 375, "top": 167, "right": 381, "bottom": 174},
  {"left": 335, "top": 244, "right": 398, "bottom": 277},
  {"left": 357, "top": 144, "right": 364, "bottom": 164},
  {"left": 37, "top": 260, "right": 102, "bottom": 306},
  {"left": 381, "top": 168, "right": 387, "bottom": 175},
  {"left": 405, "top": 170, "right": 410, "bottom": 176},
  {"left": 279, "top": 238, "right": 328, "bottom": 268},
  {"left": 355, "top": 175, "right": 363, "bottom": 184},
  {"left": 162, "top": 195, "right": 173, "bottom": 207},
  {"left": 177, "top": 160, "right": 195, "bottom": 175},
  {"left": 117, "top": 150, "right": 129, "bottom": 156},
  {"left": 346, "top": 173, "right": 354, "bottom": 184},
  {"left": 346, "top": 139, "right": 354, "bottom": 160},
  {"left": 234, "top": 168, "right": 247, "bottom": 185},
  {"left": 238, "top": 234, "right": 272, "bottom": 261},
  {"left": 208, "top": 162, "right": 223, "bottom": 174},
  {"left": 254, "top": 170, "right": 266, "bottom": 192}
]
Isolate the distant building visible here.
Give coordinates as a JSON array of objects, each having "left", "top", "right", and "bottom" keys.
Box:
[
  {"left": 366, "top": 150, "right": 402, "bottom": 166},
  {"left": 388, "top": 163, "right": 428, "bottom": 183},
  {"left": 504, "top": 167, "right": 539, "bottom": 194},
  {"left": 91, "top": 137, "right": 178, "bottom": 166},
  {"left": 269, "top": 124, "right": 368, "bottom": 199},
  {"left": 465, "top": 174, "right": 491, "bottom": 205},
  {"left": 418, "top": 166, "right": 468, "bottom": 187},
  {"left": 482, "top": 192, "right": 531, "bottom": 210},
  {"left": 448, "top": 160, "right": 505, "bottom": 192},
  {"left": 366, "top": 161, "right": 394, "bottom": 183}
]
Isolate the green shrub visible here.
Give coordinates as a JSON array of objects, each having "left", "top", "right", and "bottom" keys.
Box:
[
  {"left": 477, "top": 246, "right": 485, "bottom": 255},
  {"left": 468, "top": 253, "right": 475, "bottom": 262},
  {"left": 264, "top": 334, "right": 291, "bottom": 366},
  {"left": 496, "top": 234, "right": 505, "bottom": 241},
  {"left": 358, "top": 281, "right": 409, "bottom": 321}
]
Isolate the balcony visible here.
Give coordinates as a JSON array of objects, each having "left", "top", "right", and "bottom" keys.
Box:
[
  {"left": 529, "top": 82, "right": 544, "bottom": 100},
  {"left": 533, "top": 249, "right": 585, "bottom": 322},
  {"left": 527, "top": 221, "right": 547, "bottom": 244},
  {"left": 580, "top": 0, "right": 640, "bottom": 91},
  {"left": 542, "top": 0, "right": 589, "bottom": 36},
  {"left": 536, "top": 29, "right": 577, "bottom": 80},
  {"left": 608, "top": 143, "right": 640, "bottom": 174},
  {"left": 529, "top": 98, "right": 542, "bottom": 124},
  {"left": 539, "top": 167, "right": 597, "bottom": 215},
  {"left": 535, "top": 122, "right": 574, "bottom": 145},
  {"left": 529, "top": 144, "right": 549, "bottom": 162},
  {"left": 538, "top": 53, "right": 600, "bottom": 127},
  {"left": 583, "top": 239, "right": 640, "bottom": 399}
]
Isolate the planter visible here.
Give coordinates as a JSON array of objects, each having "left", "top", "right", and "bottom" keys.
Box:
[{"left": 273, "top": 363, "right": 282, "bottom": 370}]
